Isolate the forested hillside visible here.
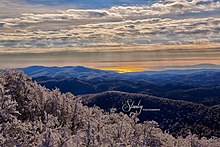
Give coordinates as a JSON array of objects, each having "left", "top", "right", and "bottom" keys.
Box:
[{"left": 81, "top": 91, "right": 220, "bottom": 138}]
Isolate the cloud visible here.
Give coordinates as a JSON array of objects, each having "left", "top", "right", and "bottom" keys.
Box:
[
  {"left": 0, "top": 0, "right": 220, "bottom": 52},
  {"left": 1, "top": 16, "right": 220, "bottom": 49},
  {"left": 3, "top": 0, "right": 220, "bottom": 27}
]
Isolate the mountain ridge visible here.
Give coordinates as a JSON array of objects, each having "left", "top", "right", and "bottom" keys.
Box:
[
  {"left": 80, "top": 91, "right": 220, "bottom": 137},
  {"left": 19, "top": 64, "right": 220, "bottom": 77},
  {"left": 18, "top": 65, "right": 220, "bottom": 106}
]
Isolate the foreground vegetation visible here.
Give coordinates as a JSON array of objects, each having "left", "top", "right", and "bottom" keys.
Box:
[{"left": 0, "top": 70, "right": 219, "bottom": 146}]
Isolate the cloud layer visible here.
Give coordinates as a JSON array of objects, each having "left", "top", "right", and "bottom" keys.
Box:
[{"left": 0, "top": 0, "right": 220, "bottom": 52}]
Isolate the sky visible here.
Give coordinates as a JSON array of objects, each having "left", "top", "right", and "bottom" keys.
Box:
[{"left": 0, "top": 0, "right": 220, "bottom": 72}]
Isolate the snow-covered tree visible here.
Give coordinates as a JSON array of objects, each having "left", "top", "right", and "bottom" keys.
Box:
[{"left": 0, "top": 69, "right": 219, "bottom": 147}]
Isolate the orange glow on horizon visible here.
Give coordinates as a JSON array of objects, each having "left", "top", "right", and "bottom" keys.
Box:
[{"left": 99, "top": 66, "right": 146, "bottom": 73}]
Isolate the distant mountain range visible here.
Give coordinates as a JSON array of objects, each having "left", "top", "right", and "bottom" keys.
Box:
[
  {"left": 12, "top": 65, "right": 220, "bottom": 137},
  {"left": 19, "top": 65, "right": 220, "bottom": 106},
  {"left": 19, "top": 64, "right": 220, "bottom": 78},
  {"left": 18, "top": 65, "right": 116, "bottom": 78}
]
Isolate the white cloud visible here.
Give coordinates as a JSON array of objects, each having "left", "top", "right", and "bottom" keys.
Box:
[
  {"left": 3, "top": 0, "right": 220, "bottom": 27},
  {"left": 1, "top": 16, "right": 220, "bottom": 49},
  {"left": 0, "top": 0, "right": 220, "bottom": 51}
]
